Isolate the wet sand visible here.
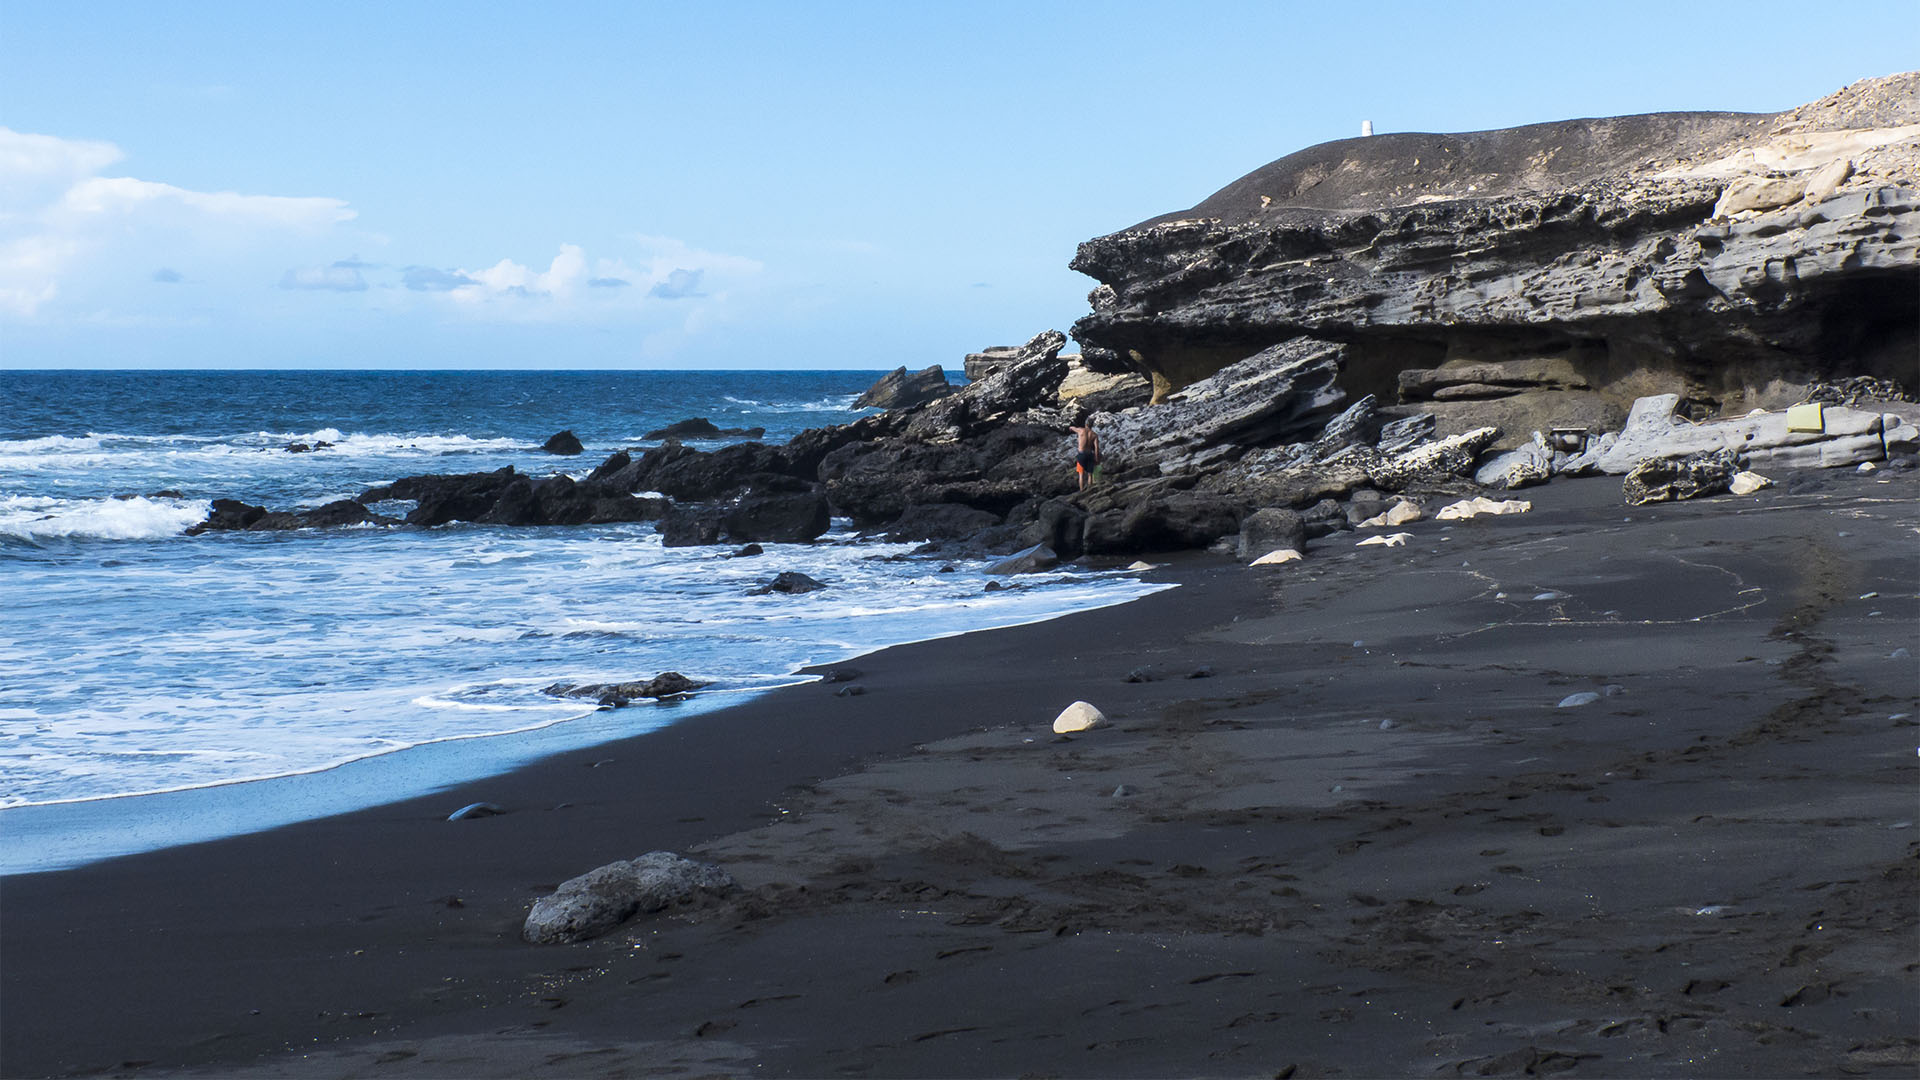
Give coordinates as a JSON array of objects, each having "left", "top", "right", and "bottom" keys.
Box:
[{"left": 3, "top": 471, "right": 1916, "bottom": 1078}]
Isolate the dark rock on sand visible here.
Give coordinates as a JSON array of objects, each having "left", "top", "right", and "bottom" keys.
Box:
[
  {"left": 853, "top": 365, "right": 955, "bottom": 411},
  {"left": 752, "top": 571, "right": 828, "bottom": 595},
  {"left": 985, "top": 543, "right": 1059, "bottom": 575},
  {"left": 1236, "top": 507, "right": 1306, "bottom": 560},
  {"left": 542, "top": 430, "right": 585, "bottom": 455},
  {"left": 522, "top": 851, "right": 734, "bottom": 945},
  {"left": 1623, "top": 450, "right": 1738, "bottom": 505}
]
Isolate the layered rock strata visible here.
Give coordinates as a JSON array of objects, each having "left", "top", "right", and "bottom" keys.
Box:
[{"left": 1070, "top": 72, "right": 1919, "bottom": 446}]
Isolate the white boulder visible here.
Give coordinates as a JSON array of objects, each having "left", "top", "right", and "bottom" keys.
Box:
[{"left": 1052, "top": 701, "right": 1106, "bottom": 734}]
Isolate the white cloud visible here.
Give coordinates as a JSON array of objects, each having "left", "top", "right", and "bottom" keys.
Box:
[
  {"left": 430, "top": 239, "right": 763, "bottom": 323},
  {"left": 279, "top": 264, "right": 367, "bottom": 291},
  {"left": 0, "top": 127, "right": 356, "bottom": 318}
]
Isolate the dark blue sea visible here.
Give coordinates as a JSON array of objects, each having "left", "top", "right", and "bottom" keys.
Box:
[{"left": 0, "top": 371, "right": 1162, "bottom": 871}]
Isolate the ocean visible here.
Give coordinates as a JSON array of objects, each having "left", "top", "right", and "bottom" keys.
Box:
[{"left": 0, "top": 370, "right": 1164, "bottom": 872}]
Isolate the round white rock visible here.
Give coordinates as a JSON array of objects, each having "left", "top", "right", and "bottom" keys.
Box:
[{"left": 1053, "top": 700, "right": 1107, "bottom": 734}]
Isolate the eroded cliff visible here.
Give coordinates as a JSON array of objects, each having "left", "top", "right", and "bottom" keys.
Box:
[{"left": 1071, "top": 72, "right": 1919, "bottom": 444}]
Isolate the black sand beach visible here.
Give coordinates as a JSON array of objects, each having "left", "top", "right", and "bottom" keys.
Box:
[{"left": 4, "top": 471, "right": 1916, "bottom": 1078}]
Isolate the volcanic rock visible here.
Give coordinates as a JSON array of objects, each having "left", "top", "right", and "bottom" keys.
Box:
[
  {"left": 984, "top": 543, "right": 1059, "bottom": 575},
  {"left": 963, "top": 329, "right": 1068, "bottom": 383},
  {"left": 1236, "top": 507, "right": 1305, "bottom": 560},
  {"left": 752, "top": 571, "right": 829, "bottom": 595},
  {"left": 1070, "top": 73, "right": 1919, "bottom": 446},
  {"left": 544, "top": 672, "right": 707, "bottom": 707},
  {"left": 644, "top": 418, "right": 766, "bottom": 441},
  {"left": 721, "top": 492, "right": 832, "bottom": 544},
  {"left": 853, "top": 366, "right": 955, "bottom": 411},
  {"left": 1622, "top": 449, "right": 1739, "bottom": 505},
  {"left": 542, "top": 430, "right": 584, "bottom": 455}
]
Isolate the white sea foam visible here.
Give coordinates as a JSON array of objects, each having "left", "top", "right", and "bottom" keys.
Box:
[
  {"left": 717, "top": 393, "right": 862, "bottom": 414},
  {"left": 0, "top": 494, "right": 210, "bottom": 541}
]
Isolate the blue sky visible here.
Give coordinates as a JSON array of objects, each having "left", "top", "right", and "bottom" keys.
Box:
[{"left": 2, "top": 1, "right": 1910, "bottom": 369}]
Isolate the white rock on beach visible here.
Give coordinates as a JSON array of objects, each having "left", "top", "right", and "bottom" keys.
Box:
[
  {"left": 1052, "top": 700, "right": 1106, "bottom": 734},
  {"left": 1729, "top": 471, "right": 1773, "bottom": 495},
  {"left": 1436, "top": 496, "right": 1532, "bottom": 520},
  {"left": 1250, "top": 548, "right": 1305, "bottom": 565},
  {"left": 1358, "top": 499, "right": 1423, "bottom": 528},
  {"left": 1356, "top": 532, "right": 1412, "bottom": 548}
]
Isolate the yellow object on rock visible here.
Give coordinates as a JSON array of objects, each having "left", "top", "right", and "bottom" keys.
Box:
[{"left": 1785, "top": 402, "right": 1825, "bottom": 433}]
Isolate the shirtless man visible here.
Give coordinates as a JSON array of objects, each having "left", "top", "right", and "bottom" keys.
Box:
[{"left": 1069, "top": 410, "right": 1101, "bottom": 491}]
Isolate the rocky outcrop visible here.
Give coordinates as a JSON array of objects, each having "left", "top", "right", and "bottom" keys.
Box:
[
  {"left": 1622, "top": 450, "right": 1738, "bottom": 506},
  {"left": 1070, "top": 73, "right": 1919, "bottom": 447},
  {"left": 185, "top": 498, "right": 402, "bottom": 535},
  {"left": 1588, "top": 393, "right": 1916, "bottom": 473},
  {"left": 962, "top": 329, "right": 1068, "bottom": 383},
  {"left": 542, "top": 430, "right": 584, "bottom": 455},
  {"left": 853, "top": 366, "right": 955, "bottom": 410},
  {"left": 357, "top": 468, "right": 668, "bottom": 527},
  {"left": 544, "top": 672, "right": 706, "bottom": 707},
  {"left": 1057, "top": 354, "right": 1151, "bottom": 412},
  {"left": 643, "top": 418, "right": 767, "bottom": 440}
]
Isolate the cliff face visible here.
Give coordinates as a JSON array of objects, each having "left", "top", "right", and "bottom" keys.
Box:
[{"left": 1070, "top": 73, "right": 1919, "bottom": 444}]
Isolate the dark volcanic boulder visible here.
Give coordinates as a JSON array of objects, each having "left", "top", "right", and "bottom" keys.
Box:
[
  {"left": 1236, "top": 507, "right": 1306, "bottom": 560},
  {"left": 300, "top": 500, "right": 379, "bottom": 528},
  {"left": 542, "top": 430, "right": 585, "bottom": 455},
  {"left": 722, "top": 492, "right": 831, "bottom": 544},
  {"left": 605, "top": 441, "right": 811, "bottom": 502},
  {"left": 658, "top": 506, "right": 724, "bottom": 547},
  {"left": 1082, "top": 486, "right": 1242, "bottom": 555},
  {"left": 644, "top": 418, "right": 767, "bottom": 440},
  {"left": 881, "top": 502, "right": 1003, "bottom": 542},
  {"left": 544, "top": 671, "right": 707, "bottom": 707},
  {"left": 984, "top": 543, "right": 1060, "bottom": 575},
  {"left": 963, "top": 330, "right": 1068, "bottom": 383},
  {"left": 854, "top": 366, "right": 955, "bottom": 411},
  {"left": 188, "top": 498, "right": 268, "bottom": 534},
  {"left": 821, "top": 423, "right": 1069, "bottom": 527},
  {"left": 1622, "top": 450, "right": 1738, "bottom": 505},
  {"left": 752, "top": 571, "right": 828, "bottom": 595},
  {"left": 187, "top": 498, "right": 404, "bottom": 535}
]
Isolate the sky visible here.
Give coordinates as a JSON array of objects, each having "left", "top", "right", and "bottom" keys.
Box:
[{"left": 2, "top": 1, "right": 1912, "bottom": 370}]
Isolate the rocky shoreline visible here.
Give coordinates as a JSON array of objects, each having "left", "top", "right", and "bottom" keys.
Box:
[{"left": 185, "top": 73, "right": 1918, "bottom": 575}]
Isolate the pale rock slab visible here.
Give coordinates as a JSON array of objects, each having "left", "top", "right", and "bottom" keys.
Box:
[
  {"left": 1358, "top": 500, "right": 1424, "bottom": 528},
  {"left": 1053, "top": 700, "right": 1107, "bottom": 734},
  {"left": 1435, "top": 496, "right": 1532, "bottom": 520},
  {"left": 1250, "top": 548, "right": 1305, "bottom": 565}
]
